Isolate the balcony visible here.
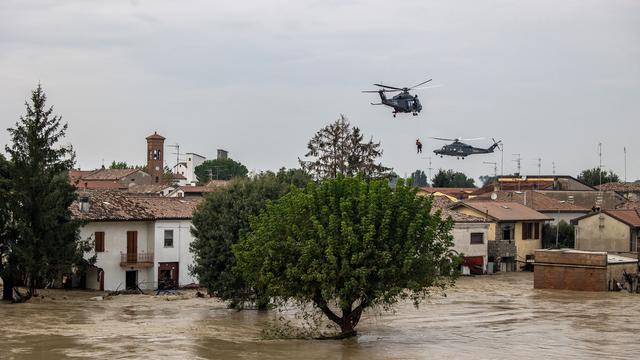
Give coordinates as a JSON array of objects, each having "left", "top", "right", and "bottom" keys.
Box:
[{"left": 120, "top": 252, "right": 154, "bottom": 269}]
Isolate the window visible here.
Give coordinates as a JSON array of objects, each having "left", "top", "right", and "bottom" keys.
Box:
[
  {"left": 164, "top": 230, "right": 174, "bottom": 248},
  {"left": 95, "top": 231, "right": 105, "bottom": 252},
  {"left": 470, "top": 232, "right": 484, "bottom": 245},
  {"left": 522, "top": 222, "right": 538, "bottom": 240}
]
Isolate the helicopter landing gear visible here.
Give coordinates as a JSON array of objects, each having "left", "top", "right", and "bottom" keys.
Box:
[
  {"left": 393, "top": 113, "right": 396, "bottom": 118},
  {"left": 412, "top": 112, "right": 418, "bottom": 116}
]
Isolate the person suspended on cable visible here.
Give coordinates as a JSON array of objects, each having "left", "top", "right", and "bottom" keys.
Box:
[{"left": 416, "top": 139, "right": 423, "bottom": 154}]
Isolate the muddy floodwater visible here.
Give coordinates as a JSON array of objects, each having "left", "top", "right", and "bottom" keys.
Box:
[{"left": 1, "top": 273, "right": 639, "bottom": 359}]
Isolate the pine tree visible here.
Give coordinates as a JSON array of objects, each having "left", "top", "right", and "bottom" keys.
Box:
[
  {"left": 2, "top": 84, "right": 89, "bottom": 299},
  {"left": 299, "top": 115, "right": 391, "bottom": 180}
]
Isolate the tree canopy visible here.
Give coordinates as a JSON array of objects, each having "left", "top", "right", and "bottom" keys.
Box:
[
  {"left": 410, "top": 170, "right": 429, "bottom": 187},
  {"left": 299, "top": 115, "right": 391, "bottom": 180},
  {"left": 2, "top": 84, "right": 91, "bottom": 300},
  {"left": 234, "top": 175, "right": 460, "bottom": 337},
  {"left": 190, "top": 169, "right": 311, "bottom": 308},
  {"left": 577, "top": 167, "right": 620, "bottom": 187},
  {"left": 195, "top": 158, "right": 248, "bottom": 183},
  {"left": 432, "top": 169, "right": 476, "bottom": 188}
]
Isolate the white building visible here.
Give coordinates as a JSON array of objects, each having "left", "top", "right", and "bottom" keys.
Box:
[
  {"left": 174, "top": 152, "right": 206, "bottom": 185},
  {"left": 430, "top": 196, "right": 490, "bottom": 274},
  {"left": 72, "top": 191, "right": 201, "bottom": 291}
]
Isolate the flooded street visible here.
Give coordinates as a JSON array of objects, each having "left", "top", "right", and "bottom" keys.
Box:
[{"left": 1, "top": 272, "right": 639, "bottom": 359}]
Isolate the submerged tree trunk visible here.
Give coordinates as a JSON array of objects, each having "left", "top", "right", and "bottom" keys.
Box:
[{"left": 313, "top": 294, "right": 367, "bottom": 339}]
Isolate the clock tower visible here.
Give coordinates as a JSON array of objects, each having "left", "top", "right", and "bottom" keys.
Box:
[{"left": 146, "top": 132, "right": 165, "bottom": 183}]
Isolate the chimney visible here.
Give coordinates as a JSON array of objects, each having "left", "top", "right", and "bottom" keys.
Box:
[
  {"left": 217, "top": 149, "right": 228, "bottom": 160},
  {"left": 79, "top": 196, "right": 90, "bottom": 213}
]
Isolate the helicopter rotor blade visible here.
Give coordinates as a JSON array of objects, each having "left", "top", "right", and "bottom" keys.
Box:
[
  {"left": 412, "top": 84, "right": 443, "bottom": 91},
  {"left": 430, "top": 137, "right": 456, "bottom": 141},
  {"left": 362, "top": 90, "right": 380, "bottom": 93},
  {"left": 460, "top": 137, "right": 484, "bottom": 141},
  {"left": 373, "top": 83, "right": 403, "bottom": 90},
  {"left": 409, "top": 79, "right": 432, "bottom": 89}
]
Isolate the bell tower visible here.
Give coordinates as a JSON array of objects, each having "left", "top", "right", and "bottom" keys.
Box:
[{"left": 146, "top": 132, "right": 165, "bottom": 183}]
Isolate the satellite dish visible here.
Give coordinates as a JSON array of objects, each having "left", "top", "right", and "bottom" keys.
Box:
[{"left": 490, "top": 192, "right": 498, "bottom": 201}]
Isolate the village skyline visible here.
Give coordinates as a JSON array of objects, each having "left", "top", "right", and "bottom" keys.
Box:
[{"left": 1, "top": 0, "right": 639, "bottom": 182}]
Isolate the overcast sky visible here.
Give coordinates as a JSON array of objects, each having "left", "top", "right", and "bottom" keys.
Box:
[{"left": 1, "top": 0, "right": 639, "bottom": 184}]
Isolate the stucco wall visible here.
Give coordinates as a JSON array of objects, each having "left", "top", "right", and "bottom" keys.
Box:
[
  {"left": 515, "top": 222, "right": 542, "bottom": 268},
  {"left": 153, "top": 220, "right": 198, "bottom": 286},
  {"left": 575, "top": 213, "right": 631, "bottom": 252},
  {"left": 80, "top": 221, "right": 154, "bottom": 291},
  {"left": 451, "top": 223, "right": 489, "bottom": 270},
  {"left": 544, "top": 212, "right": 588, "bottom": 226}
]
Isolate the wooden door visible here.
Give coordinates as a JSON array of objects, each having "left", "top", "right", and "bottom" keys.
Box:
[{"left": 127, "top": 231, "right": 138, "bottom": 262}]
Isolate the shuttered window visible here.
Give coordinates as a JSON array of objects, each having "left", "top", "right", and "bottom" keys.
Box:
[
  {"left": 470, "top": 232, "right": 484, "bottom": 245},
  {"left": 534, "top": 223, "right": 540, "bottom": 239},
  {"left": 522, "top": 223, "right": 534, "bottom": 240},
  {"left": 164, "top": 230, "right": 174, "bottom": 248},
  {"left": 95, "top": 231, "right": 105, "bottom": 252}
]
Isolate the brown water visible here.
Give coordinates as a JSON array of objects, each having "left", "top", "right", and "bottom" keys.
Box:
[{"left": 1, "top": 273, "right": 638, "bottom": 359}]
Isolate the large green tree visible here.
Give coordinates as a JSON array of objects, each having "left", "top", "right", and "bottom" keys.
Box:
[
  {"left": 190, "top": 169, "right": 311, "bottom": 308},
  {"left": 299, "top": 115, "right": 391, "bottom": 180},
  {"left": 234, "top": 175, "right": 460, "bottom": 337},
  {"left": 577, "top": 167, "right": 620, "bottom": 187},
  {"left": 195, "top": 158, "right": 248, "bottom": 182},
  {"left": 0, "top": 155, "right": 13, "bottom": 300},
  {"left": 432, "top": 169, "right": 476, "bottom": 188},
  {"left": 2, "top": 85, "right": 90, "bottom": 299}
]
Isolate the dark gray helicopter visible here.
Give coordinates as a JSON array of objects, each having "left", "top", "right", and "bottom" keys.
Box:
[
  {"left": 432, "top": 137, "right": 502, "bottom": 159},
  {"left": 363, "top": 79, "right": 434, "bottom": 117}
]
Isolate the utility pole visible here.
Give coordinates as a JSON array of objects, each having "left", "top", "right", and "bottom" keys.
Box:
[
  {"left": 598, "top": 142, "right": 603, "bottom": 187},
  {"left": 500, "top": 143, "right": 504, "bottom": 176},
  {"left": 483, "top": 161, "right": 497, "bottom": 177},
  {"left": 552, "top": 161, "right": 556, "bottom": 175}
]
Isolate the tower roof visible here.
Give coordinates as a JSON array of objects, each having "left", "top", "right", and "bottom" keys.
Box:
[{"left": 146, "top": 131, "right": 165, "bottom": 140}]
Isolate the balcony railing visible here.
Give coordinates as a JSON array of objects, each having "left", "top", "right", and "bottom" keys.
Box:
[{"left": 120, "top": 252, "right": 154, "bottom": 268}]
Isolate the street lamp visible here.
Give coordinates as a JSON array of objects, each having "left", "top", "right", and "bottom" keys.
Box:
[{"left": 556, "top": 201, "right": 566, "bottom": 248}]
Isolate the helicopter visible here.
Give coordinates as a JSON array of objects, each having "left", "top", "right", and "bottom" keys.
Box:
[
  {"left": 432, "top": 137, "right": 502, "bottom": 159},
  {"left": 362, "top": 79, "right": 435, "bottom": 117}
]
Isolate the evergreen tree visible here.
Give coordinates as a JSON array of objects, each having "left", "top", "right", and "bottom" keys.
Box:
[
  {"left": 2, "top": 85, "right": 90, "bottom": 299},
  {"left": 432, "top": 169, "right": 476, "bottom": 188},
  {"left": 410, "top": 170, "right": 429, "bottom": 187},
  {"left": 0, "top": 155, "right": 13, "bottom": 300},
  {"left": 299, "top": 115, "right": 391, "bottom": 180}
]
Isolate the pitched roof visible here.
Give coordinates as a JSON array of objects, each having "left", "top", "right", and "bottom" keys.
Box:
[
  {"left": 451, "top": 201, "right": 552, "bottom": 222},
  {"left": 469, "top": 190, "right": 590, "bottom": 212},
  {"left": 572, "top": 209, "right": 640, "bottom": 228},
  {"left": 127, "top": 184, "right": 174, "bottom": 195},
  {"left": 146, "top": 132, "right": 165, "bottom": 140},
  {"left": 429, "top": 196, "right": 486, "bottom": 223},
  {"left": 597, "top": 182, "right": 640, "bottom": 192},
  {"left": 82, "top": 168, "right": 142, "bottom": 180},
  {"left": 71, "top": 190, "right": 200, "bottom": 221}
]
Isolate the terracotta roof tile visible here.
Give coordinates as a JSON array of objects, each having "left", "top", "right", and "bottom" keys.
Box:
[
  {"left": 605, "top": 209, "right": 640, "bottom": 228},
  {"left": 82, "top": 168, "right": 142, "bottom": 180},
  {"left": 429, "top": 196, "right": 486, "bottom": 223},
  {"left": 597, "top": 182, "right": 640, "bottom": 192},
  {"left": 452, "top": 201, "right": 552, "bottom": 222},
  {"left": 71, "top": 190, "right": 200, "bottom": 221},
  {"left": 469, "top": 190, "right": 590, "bottom": 212}
]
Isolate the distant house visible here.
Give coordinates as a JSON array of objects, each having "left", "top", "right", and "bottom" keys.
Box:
[
  {"left": 71, "top": 191, "right": 201, "bottom": 291},
  {"left": 72, "top": 168, "right": 153, "bottom": 190},
  {"left": 174, "top": 152, "right": 206, "bottom": 185},
  {"left": 597, "top": 182, "right": 640, "bottom": 202},
  {"left": 450, "top": 201, "right": 551, "bottom": 271},
  {"left": 418, "top": 187, "right": 476, "bottom": 201},
  {"left": 473, "top": 175, "right": 628, "bottom": 210},
  {"left": 428, "top": 197, "right": 490, "bottom": 274},
  {"left": 572, "top": 209, "right": 640, "bottom": 256},
  {"left": 166, "top": 180, "right": 229, "bottom": 198},
  {"left": 469, "top": 190, "right": 590, "bottom": 225}
]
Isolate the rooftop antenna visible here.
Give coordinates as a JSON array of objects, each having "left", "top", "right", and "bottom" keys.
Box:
[
  {"left": 167, "top": 143, "right": 180, "bottom": 173},
  {"left": 552, "top": 161, "right": 556, "bottom": 175},
  {"left": 512, "top": 154, "right": 521, "bottom": 175},
  {"left": 500, "top": 143, "right": 504, "bottom": 176},
  {"left": 483, "top": 161, "right": 498, "bottom": 177},
  {"left": 537, "top": 157, "right": 542, "bottom": 175},
  {"left": 624, "top": 146, "right": 627, "bottom": 183},
  {"left": 598, "top": 142, "right": 603, "bottom": 187},
  {"left": 421, "top": 156, "right": 433, "bottom": 183}
]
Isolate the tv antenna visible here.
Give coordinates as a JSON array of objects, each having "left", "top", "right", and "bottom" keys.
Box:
[
  {"left": 512, "top": 154, "right": 521, "bottom": 174},
  {"left": 483, "top": 161, "right": 498, "bottom": 177},
  {"left": 167, "top": 143, "right": 181, "bottom": 173},
  {"left": 421, "top": 156, "right": 433, "bottom": 183}
]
